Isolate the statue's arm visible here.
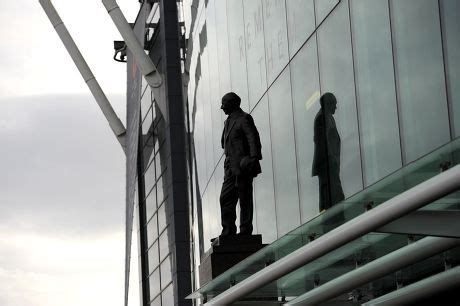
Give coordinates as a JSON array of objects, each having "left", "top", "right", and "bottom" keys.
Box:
[{"left": 242, "top": 114, "right": 262, "bottom": 160}]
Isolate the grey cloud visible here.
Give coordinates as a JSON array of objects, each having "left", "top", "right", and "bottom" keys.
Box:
[{"left": 1, "top": 94, "right": 126, "bottom": 238}]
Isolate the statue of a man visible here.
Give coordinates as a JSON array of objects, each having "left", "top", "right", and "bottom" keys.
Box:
[{"left": 219, "top": 92, "right": 262, "bottom": 237}]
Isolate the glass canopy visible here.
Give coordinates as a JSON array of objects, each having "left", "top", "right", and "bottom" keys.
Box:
[{"left": 188, "top": 137, "right": 460, "bottom": 302}]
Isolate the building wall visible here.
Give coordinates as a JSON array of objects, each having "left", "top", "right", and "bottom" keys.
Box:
[
  {"left": 134, "top": 1, "right": 192, "bottom": 305},
  {"left": 185, "top": 0, "right": 460, "bottom": 256}
]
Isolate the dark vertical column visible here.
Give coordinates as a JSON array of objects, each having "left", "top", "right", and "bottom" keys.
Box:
[
  {"left": 159, "top": 1, "right": 192, "bottom": 305},
  {"left": 137, "top": 127, "right": 151, "bottom": 306}
]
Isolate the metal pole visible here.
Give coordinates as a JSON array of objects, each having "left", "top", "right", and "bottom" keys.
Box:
[
  {"left": 101, "top": 0, "right": 167, "bottom": 120},
  {"left": 286, "top": 237, "right": 460, "bottom": 305},
  {"left": 205, "top": 165, "right": 460, "bottom": 305},
  {"left": 39, "top": 0, "right": 127, "bottom": 152},
  {"left": 362, "top": 265, "right": 460, "bottom": 306}
]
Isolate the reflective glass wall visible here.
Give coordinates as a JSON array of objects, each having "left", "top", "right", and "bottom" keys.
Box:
[
  {"left": 136, "top": 3, "right": 177, "bottom": 305},
  {"left": 185, "top": 0, "right": 459, "bottom": 257}
]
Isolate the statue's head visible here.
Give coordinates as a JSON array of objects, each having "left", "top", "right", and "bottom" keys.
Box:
[
  {"left": 320, "top": 92, "right": 337, "bottom": 114},
  {"left": 221, "top": 92, "right": 241, "bottom": 115}
]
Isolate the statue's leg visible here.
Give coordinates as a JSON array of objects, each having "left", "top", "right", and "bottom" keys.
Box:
[
  {"left": 219, "top": 168, "right": 238, "bottom": 236},
  {"left": 318, "top": 175, "right": 330, "bottom": 211},
  {"left": 238, "top": 175, "right": 254, "bottom": 235}
]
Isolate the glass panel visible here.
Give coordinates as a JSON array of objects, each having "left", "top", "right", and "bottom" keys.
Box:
[
  {"left": 150, "top": 295, "right": 161, "bottom": 306},
  {"left": 206, "top": 0, "right": 225, "bottom": 166},
  {"left": 215, "top": 0, "right": 232, "bottom": 94},
  {"left": 440, "top": 0, "right": 460, "bottom": 137},
  {"left": 202, "top": 192, "right": 212, "bottom": 252},
  {"left": 243, "top": 0, "right": 268, "bottom": 108},
  {"left": 157, "top": 125, "right": 168, "bottom": 177},
  {"left": 208, "top": 174, "right": 220, "bottom": 240},
  {"left": 156, "top": 153, "right": 163, "bottom": 180},
  {"left": 149, "top": 268, "right": 160, "bottom": 301},
  {"left": 141, "top": 76, "right": 148, "bottom": 97},
  {"left": 350, "top": 0, "right": 402, "bottom": 186},
  {"left": 144, "top": 161, "right": 156, "bottom": 196},
  {"left": 317, "top": 0, "right": 363, "bottom": 197},
  {"left": 290, "top": 36, "right": 321, "bottom": 223},
  {"left": 141, "top": 86, "right": 152, "bottom": 120},
  {"left": 189, "top": 137, "right": 460, "bottom": 300},
  {"left": 145, "top": 186, "right": 156, "bottom": 220},
  {"left": 268, "top": 67, "right": 301, "bottom": 236},
  {"left": 315, "top": 0, "right": 339, "bottom": 25},
  {"left": 159, "top": 228, "right": 169, "bottom": 261},
  {"left": 142, "top": 107, "right": 153, "bottom": 136},
  {"left": 260, "top": 233, "right": 407, "bottom": 298},
  {"left": 148, "top": 241, "right": 159, "bottom": 274},
  {"left": 391, "top": 0, "right": 450, "bottom": 162},
  {"left": 146, "top": 2, "right": 158, "bottom": 24},
  {"left": 147, "top": 214, "right": 158, "bottom": 247},
  {"left": 263, "top": 0, "right": 289, "bottom": 85},
  {"left": 252, "top": 95, "right": 277, "bottom": 243},
  {"left": 200, "top": 44, "right": 216, "bottom": 181},
  {"left": 161, "top": 284, "right": 174, "bottom": 306},
  {"left": 367, "top": 247, "right": 460, "bottom": 306},
  {"left": 160, "top": 255, "right": 172, "bottom": 289},
  {"left": 227, "top": 0, "right": 250, "bottom": 112},
  {"left": 157, "top": 175, "right": 164, "bottom": 205},
  {"left": 286, "top": 0, "right": 315, "bottom": 57},
  {"left": 154, "top": 128, "right": 160, "bottom": 154},
  {"left": 151, "top": 101, "right": 157, "bottom": 125},
  {"left": 157, "top": 202, "right": 167, "bottom": 233},
  {"left": 194, "top": 97, "right": 207, "bottom": 193},
  {"left": 143, "top": 134, "right": 155, "bottom": 169}
]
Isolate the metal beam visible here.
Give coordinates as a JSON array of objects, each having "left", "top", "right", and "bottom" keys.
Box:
[
  {"left": 204, "top": 165, "right": 460, "bottom": 305},
  {"left": 362, "top": 265, "right": 460, "bottom": 306},
  {"left": 285, "top": 237, "right": 460, "bottom": 305},
  {"left": 377, "top": 210, "right": 460, "bottom": 238},
  {"left": 101, "top": 0, "right": 168, "bottom": 121},
  {"left": 39, "top": 0, "right": 127, "bottom": 152}
]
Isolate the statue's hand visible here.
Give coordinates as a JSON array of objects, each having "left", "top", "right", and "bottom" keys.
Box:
[{"left": 240, "top": 156, "right": 257, "bottom": 172}]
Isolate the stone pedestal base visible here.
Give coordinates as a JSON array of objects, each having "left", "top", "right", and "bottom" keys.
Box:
[{"left": 199, "top": 234, "right": 266, "bottom": 286}]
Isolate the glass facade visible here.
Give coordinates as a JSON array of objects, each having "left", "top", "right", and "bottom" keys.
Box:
[
  {"left": 185, "top": 0, "right": 459, "bottom": 268},
  {"left": 131, "top": 2, "right": 189, "bottom": 305},
  {"left": 127, "top": 0, "right": 460, "bottom": 304},
  {"left": 140, "top": 80, "right": 173, "bottom": 305}
]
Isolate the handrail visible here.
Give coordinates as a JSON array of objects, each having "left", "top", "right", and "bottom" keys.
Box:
[
  {"left": 205, "top": 165, "right": 460, "bottom": 305},
  {"left": 39, "top": 0, "right": 127, "bottom": 153},
  {"left": 362, "top": 265, "right": 460, "bottom": 305},
  {"left": 286, "top": 236, "right": 460, "bottom": 305}
]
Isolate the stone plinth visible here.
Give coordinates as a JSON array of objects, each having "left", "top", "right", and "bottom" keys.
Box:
[{"left": 199, "top": 234, "right": 266, "bottom": 286}]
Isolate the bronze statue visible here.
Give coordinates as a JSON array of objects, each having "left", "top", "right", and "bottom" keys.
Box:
[
  {"left": 218, "top": 92, "right": 262, "bottom": 237},
  {"left": 312, "top": 92, "right": 345, "bottom": 212}
]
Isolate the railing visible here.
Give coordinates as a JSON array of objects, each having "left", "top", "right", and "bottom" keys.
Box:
[
  {"left": 187, "top": 138, "right": 460, "bottom": 304},
  {"left": 205, "top": 165, "right": 460, "bottom": 304}
]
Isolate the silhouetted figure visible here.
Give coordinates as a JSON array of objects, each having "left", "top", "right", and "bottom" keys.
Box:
[
  {"left": 219, "top": 92, "right": 262, "bottom": 237},
  {"left": 312, "top": 93, "right": 345, "bottom": 213}
]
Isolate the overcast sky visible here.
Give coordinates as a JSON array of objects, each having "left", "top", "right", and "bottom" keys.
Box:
[{"left": 1, "top": 1, "right": 140, "bottom": 305}]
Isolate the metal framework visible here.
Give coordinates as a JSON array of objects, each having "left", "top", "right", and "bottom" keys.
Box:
[
  {"left": 286, "top": 236, "right": 460, "bottom": 305},
  {"left": 39, "top": 0, "right": 127, "bottom": 152},
  {"left": 362, "top": 266, "right": 460, "bottom": 305},
  {"left": 205, "top": 165, "right": 460, "bottom": 305},
  {"left": 101, "top": 0, "right": 167, "bottom": 121}
]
